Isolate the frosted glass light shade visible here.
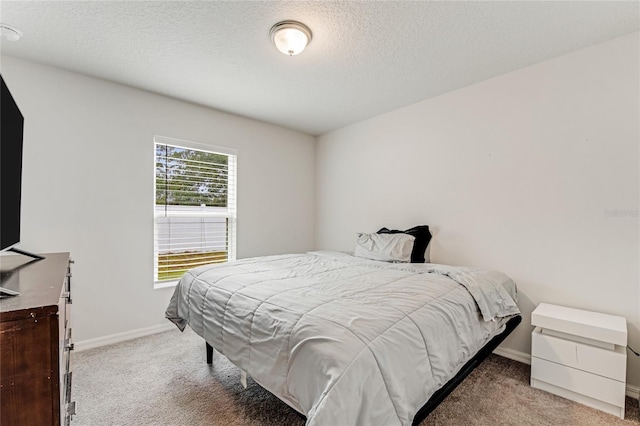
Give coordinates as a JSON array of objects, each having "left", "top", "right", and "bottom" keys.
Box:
[
  {"left": 0, "top": 23, "right": 22, "bottom": 41},
  {"left": 270, "top": 21, "right": 312, "bottom": 56}
]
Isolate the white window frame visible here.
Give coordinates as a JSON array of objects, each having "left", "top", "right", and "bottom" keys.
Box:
[{"left": 153, "top": 135, "right": 237, "bottom": 289}]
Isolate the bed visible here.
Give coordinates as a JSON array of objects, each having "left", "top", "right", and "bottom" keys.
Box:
[{"left": 166, "top": 251, "right": 521, "bottom": 425}]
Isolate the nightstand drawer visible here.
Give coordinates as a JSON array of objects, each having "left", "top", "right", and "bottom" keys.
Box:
[
  {"left": 531, "top": 357, "right": 625, "bottom": 407},
  {"left": 532, "top": 328, "right": 626, "bottom": 381}
]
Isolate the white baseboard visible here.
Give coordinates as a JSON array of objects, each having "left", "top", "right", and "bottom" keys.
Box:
[
  {"left": 493, "top": 345, "right": 640, "bottom": 399},
  {"left": 627, "top": 383, "right": 640, "bottom": 400},
  {"left": 493, "top": 346, "right": 532, "bottom": 365},
  {"left": 74, "top": 323, "right": 176, "bottom": 352}
]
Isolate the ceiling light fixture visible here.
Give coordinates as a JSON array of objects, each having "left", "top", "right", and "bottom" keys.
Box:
[
  {"left": 0, "top": 23, "right": 22, "bottom": 41},
  {"left": 269, "top": 20, "right": 312, "bottom": 56}
]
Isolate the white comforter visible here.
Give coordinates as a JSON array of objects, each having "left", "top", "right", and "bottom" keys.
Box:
[{"left": 166, "top": 251, "right": 520, "bottom": 426}]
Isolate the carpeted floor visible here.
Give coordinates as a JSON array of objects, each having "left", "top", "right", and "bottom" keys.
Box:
[{"left": 72, "top": 328, "right": 639, "bottom": 425}]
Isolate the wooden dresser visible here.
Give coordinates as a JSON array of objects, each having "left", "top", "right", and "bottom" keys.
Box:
[{"left": 0, "top": 253, "right": 75, "bottom": 425}]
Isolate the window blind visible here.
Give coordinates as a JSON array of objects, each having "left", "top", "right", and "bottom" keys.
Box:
[{"left": 154, "top": 137, "right": 237, "bottom": 283}]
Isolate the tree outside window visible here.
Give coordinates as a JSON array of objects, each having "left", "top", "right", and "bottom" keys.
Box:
[{"left": 154, "top": 138, "right": 236, "bottom": 283}]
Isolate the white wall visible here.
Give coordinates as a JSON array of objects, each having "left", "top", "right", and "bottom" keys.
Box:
[
  {"left": 2, "top": 33, "right": 638, "bottom": 388},
  {"left": 316, "top": 33, "right": 640, "bottom": 387},
  {"left": 0, "top": 56, "right": 315, "bottom": 343}
]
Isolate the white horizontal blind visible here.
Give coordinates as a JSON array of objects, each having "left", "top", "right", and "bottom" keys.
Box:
[{"left": 154, "top": 137, "right": 237, "bottom": 283}]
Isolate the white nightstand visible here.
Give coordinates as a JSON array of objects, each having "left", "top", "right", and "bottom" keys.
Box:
[{"left": 530, "top": 303, "right": 627, "bottom": 419}]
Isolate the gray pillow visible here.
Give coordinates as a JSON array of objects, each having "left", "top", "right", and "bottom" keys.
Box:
[{"left": 354, "top": 232, "right": 415, "bottom": 262}]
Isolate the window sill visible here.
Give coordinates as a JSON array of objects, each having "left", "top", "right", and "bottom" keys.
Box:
[{"left": 154, "top": 280, "right": 179, "bottom": 290}]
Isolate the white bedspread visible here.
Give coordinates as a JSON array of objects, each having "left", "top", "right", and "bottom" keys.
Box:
[{"left": 166, "top": 251, "right": 520, "bottom": 426}]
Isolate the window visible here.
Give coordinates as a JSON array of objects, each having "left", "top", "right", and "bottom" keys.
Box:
[{"left": 154, "top": 136, "right": 236, "bottom": 285}]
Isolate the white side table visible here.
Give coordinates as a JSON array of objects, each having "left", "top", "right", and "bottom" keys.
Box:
[{"left": 530, "top": 303, "right": 627, "bottom": 419}]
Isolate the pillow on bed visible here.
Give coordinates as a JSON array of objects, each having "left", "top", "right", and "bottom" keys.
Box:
[
  {"left": 377, "top": 225, "right": 432, "bottom": 263},
  {"left": 354, "top": 232, "right": 415, "bottom": 262}
]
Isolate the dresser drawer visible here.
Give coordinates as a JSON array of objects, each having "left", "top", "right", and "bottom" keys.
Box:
[
  {"left": 532, "top": 327, "right": 626, "bottom": 381},
  {"left": 531, "top": 356, "right": 625, "bottom": 407}
]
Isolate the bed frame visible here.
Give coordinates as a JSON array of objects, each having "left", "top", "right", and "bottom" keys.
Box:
[
  {"left": 204, "top": 314, "right": 521, "bottom": 424},
  {"left": 411, "top": 314, "right": 521, "bottom": 424}
]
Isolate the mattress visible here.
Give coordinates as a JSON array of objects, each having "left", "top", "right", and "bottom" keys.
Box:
[{"left": 166, "top": 251, "right": 520, "bottom": 425}]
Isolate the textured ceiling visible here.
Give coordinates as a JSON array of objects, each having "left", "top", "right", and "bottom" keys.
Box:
[{"left": 0, "top": 1, "right": 638, "bottom": 135}]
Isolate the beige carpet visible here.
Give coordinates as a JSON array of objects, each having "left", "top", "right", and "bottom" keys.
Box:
[{"left": 72, "top": 328, "right": 639, "bottom": 425}]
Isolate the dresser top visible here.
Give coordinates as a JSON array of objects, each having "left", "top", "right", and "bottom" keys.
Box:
[
  {"left": 532, "top": 302, "right": 627, "bottom": 346},
  {"left": 0, "top": 252, "right": 70, "bottom": 320}
]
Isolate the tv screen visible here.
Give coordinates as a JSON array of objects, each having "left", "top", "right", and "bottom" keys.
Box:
[{"left": 0, "top": 74, "right": 24, "bottom": 252}]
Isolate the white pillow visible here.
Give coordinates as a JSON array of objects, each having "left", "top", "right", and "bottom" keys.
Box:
[{"left": 354, "top": 232, "right": 415, "bottom": 263}]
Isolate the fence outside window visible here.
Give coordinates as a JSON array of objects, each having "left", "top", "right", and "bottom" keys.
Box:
[{"left": 154, "top": 136, "right": 237, "bottom": 284}]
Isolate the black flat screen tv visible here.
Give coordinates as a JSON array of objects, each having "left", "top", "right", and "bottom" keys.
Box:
[{"left": 0, "top": 74, "right": 24, "bottom": 253}]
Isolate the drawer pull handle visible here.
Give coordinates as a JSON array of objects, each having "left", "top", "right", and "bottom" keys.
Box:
[{"left": 64, "top": 339, "right": 74, "bottom": 351}]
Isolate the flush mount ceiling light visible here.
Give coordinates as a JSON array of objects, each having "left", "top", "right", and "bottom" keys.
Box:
[
  {"left": 0, "top": 23, "right": 22, "bottom": 41},
  {"left": 269, "top": 20, "right": 312, "bottom": 56}
]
